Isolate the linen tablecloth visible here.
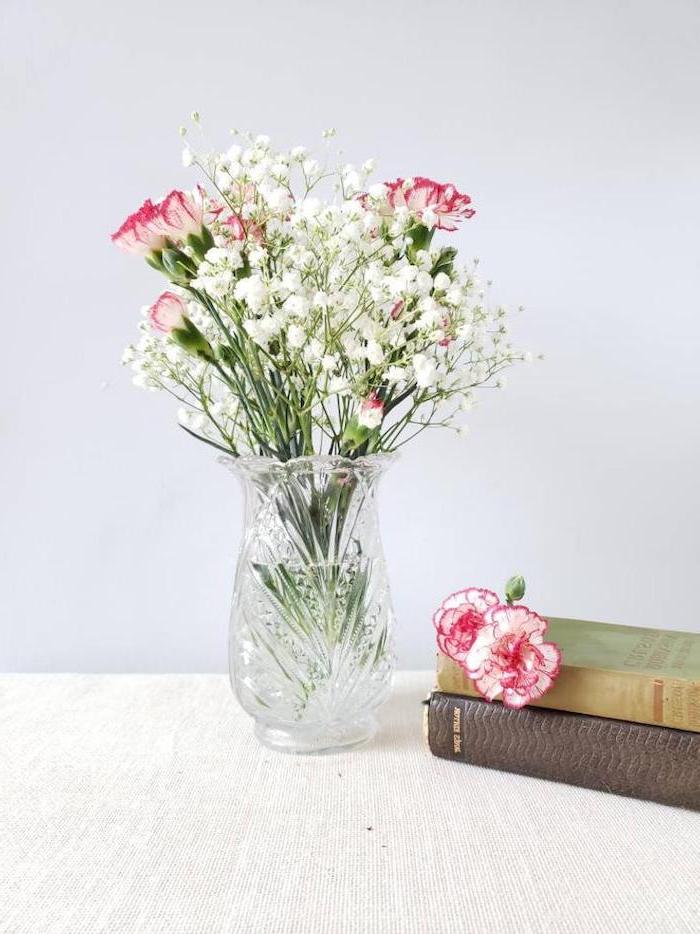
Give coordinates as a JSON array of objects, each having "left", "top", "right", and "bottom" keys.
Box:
[{"left": 1, "top": 672, "right": 698, "bottom": 933}]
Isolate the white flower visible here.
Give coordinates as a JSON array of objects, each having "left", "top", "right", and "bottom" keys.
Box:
[
  {"left": 433, "top": 272, "right": 451, "bottom": 291},
  {"left": 340, "top": 222, "right": 362, "bottom": 242},
  {"left": 281, "top": 270, "right": 303, "bottom": 293},
  {"left": 264, "top": 187, "right": 292, "bottom": 213},
  {"left": 302, "top": 158, "right": 320, "bottom": 177},
  {"left": 412, "top": 353, "right": 437, "bottom": 388},
  {"left": 365, "top": 340, "right": 384, "bottom": 366},
  {"left": 234, "top": 275, "right": 267, "bottom": 312},
  {"left": 286, "top": 324, "right": 306, "bottom": 348},
  {"left": 342, "top": 166, "right": 361, "bottom": 192},
  {"left": 368, "top": 183, "right": 388, "bottom": 200},
  {"left": 300, "top": 197, "right": 321, "bottom": 218},
  {"left": 303, "top": 338, "right": 324, "bottom": 365},
  {"left": 415, "top": 271, "right": 434, "bottom": 295},
  {"left": 328, "top": 376, "right": 349, "bottom": 394},
  {"left": 413, "top": 249, "right": 432, "bottom": 270},
  {"left": 386, "top": 365, "right": 406, "bottom": 384},
  {"left": 284, "top": 294, "right": 309, "bottom": 318},
  {"left": 243, "top": 319, "right": 266, "bottom": 346}
]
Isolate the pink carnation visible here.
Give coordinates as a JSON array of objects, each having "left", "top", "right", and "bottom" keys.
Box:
[
  {"left": 158, "top": 187, "right": 206, "bottom": 240},
  {"left": 223, "top": 212, "right": 264, "bottom": 243},
  {"left": 111, "top": 199, "right": 168, "bottom": 256},
  {"left": 112, "top": 186, "right": 216, "bottom": 255},
  {"left": 433, "top": 587, "right": 499, "bottom": 665},
  {"left": 466, "top": 604, "right": 561, "bottom": 709},
  {"left": 148, "top": 291, "right": 187, "bottom": 334},
  {"left": 224, "top": 213, "right": 246, "bottom": 240},
  {"left": 358, "top": 392, "right": 384, "bottom": 429},
  {"left": 385, "top": 177, "right": 475, "bottom": 231},
  {"left": 390, "top": 299, "right": 405, "bottom": 320}
]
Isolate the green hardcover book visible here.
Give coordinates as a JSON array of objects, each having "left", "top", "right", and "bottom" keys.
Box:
[{"left": 436, "top": 618, "right": 700, "bottom": 732}]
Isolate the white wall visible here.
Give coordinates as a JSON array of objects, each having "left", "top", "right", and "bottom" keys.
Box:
[{"left": 2, "top": 0, "right": 699, "bottom": 672}]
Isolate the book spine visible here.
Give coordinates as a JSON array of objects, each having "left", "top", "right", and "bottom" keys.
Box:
[
  {"left": 436, "top": 653, "right": 700, "bottom": 733},
  {"left": 427, "top": 691, "right": 700, "bottom": 810}
]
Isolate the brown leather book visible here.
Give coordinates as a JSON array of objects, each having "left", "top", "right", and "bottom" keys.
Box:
[{"left": 426, "top": 691, "right": 700, "bottom": 810}]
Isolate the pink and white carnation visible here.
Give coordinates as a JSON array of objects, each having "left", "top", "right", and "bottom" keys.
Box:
[
  {"left": 357, "top": 392, "right": 384, "bottom": 429},
  {"left": 224, "top": 213, "right": 247, "bottom": 240},
  {"left": 384, "top": 177, "right": 476, "bottom": 231},
  {"left": 111, "top": 199, "right": 168, "bottom": 256},
  {"left": 149, "top": 291, "right": 187, "bottom": 334},
  {"left": 158, "top": 186, "right": 206, "bottom": 240},
  {"left": 433, "top": 587, "right": 499, "bottom": 664},
  {"left": 466, "top": 604, "right": 561, "bottom": 709}
]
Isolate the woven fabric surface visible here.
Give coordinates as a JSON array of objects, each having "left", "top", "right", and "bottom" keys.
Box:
[{"left": 1, "top": 672, "right": 698, "bottom": 934}]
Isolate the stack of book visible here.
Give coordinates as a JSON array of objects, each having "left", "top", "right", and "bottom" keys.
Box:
[{"left": 426, "top": 618, "right": 700, "bottom": 809}]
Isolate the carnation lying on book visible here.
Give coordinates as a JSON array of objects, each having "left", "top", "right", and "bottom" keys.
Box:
[
  {"left": 432, "top": 576, "right": 700, "bottom": 731},
  {"left": 433, "top": 575, "right": 563, "bottom": 709},
  {"left": 429, "top": 579, "right": 700, "bottom": 808}
]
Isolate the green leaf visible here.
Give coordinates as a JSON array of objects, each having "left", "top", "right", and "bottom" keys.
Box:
[
  {"left": 186, "top": 232, "right": 206, "bottom": 261},
  {"left": 145, "top": 251, "right": 164, "bottom": 272},
  {"left": 161, "top": 248, "right": 183, "bottom": 275},
  {"left": 406, "top": 223, "right": 434, "bottom": 258},
  {"left": 431, "top": 246, "right": 457, "bottom": 278}
]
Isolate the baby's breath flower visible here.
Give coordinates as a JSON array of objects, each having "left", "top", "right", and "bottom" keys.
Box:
[{"left": 115, "top": 129, "right": 531, "bottom": 458}]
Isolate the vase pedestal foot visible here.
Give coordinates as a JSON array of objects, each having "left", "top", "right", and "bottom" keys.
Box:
[{"left": 254, "top": 716, "right": 377, "bottom": 755}]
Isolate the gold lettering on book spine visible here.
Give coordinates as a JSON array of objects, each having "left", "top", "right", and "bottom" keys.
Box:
[{"left": 452, "top": 705, "right": 462, "bottom": 754}]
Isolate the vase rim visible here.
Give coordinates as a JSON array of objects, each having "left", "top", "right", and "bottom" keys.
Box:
[{"left": 218, "top": 452, "right": 397, "bottom": 477}]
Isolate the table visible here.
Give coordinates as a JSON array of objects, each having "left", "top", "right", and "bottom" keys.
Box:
[{"left": 1, "top": 673, "right": 698, "bottom": 933}]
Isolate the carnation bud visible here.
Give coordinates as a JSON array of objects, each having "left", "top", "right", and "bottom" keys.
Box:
[
  {"left": 505, "top": 575, "right": 526, "bottom": 605},
  {"left": 340, "top": 417, "right": 371, "bottom": 454},
  {"left": 171, "top": 318, "right": 215, "bottom": 362}
]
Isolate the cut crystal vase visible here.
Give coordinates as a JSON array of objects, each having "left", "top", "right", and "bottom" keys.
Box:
[{"left": 222, "top": 454, "right": 396, "bottom": 754}]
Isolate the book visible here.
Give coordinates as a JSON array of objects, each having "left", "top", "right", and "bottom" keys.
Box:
[
  {"left": 426, "top": 691, "right": 700, "bottom": 810},
  {"left": 436, "top": 617, "right": 700, "bottom": 732}
]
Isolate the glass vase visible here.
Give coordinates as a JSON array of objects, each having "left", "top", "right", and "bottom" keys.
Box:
[{"left": 222, "top": 454, "right": 396, "bottom": 754}]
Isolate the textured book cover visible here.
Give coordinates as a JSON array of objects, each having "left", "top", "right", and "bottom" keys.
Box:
[
  {"left": 427, "top": 691, "right": 700, "bottom": 810},
  {"left": 436, "top": 617, "right": 700, "bottom": 732}
]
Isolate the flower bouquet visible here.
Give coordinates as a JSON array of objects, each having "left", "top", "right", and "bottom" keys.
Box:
[{"left": 113, "top": 122, "right": 529, "bottom": 752}]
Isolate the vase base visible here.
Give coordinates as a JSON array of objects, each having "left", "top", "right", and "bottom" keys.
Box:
[{"left": 254, "top": 716, "right": 377, "bottom": 755}]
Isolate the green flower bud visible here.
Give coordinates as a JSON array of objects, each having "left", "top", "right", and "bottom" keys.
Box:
[
  {"left": 171, "top": 318, "right": 215, "bottom": 362},
  {"left": 505, "top": 575, "right": 526, "bottom": 605},
  {"left": 340, "top": 417, "right": 370, "bottom": 454},
  {"left": 161, "top": 247, "right": 195, "bottom": 284},
  {"left": 145, "top": 251, "right": 165, "bottom": 272}
]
